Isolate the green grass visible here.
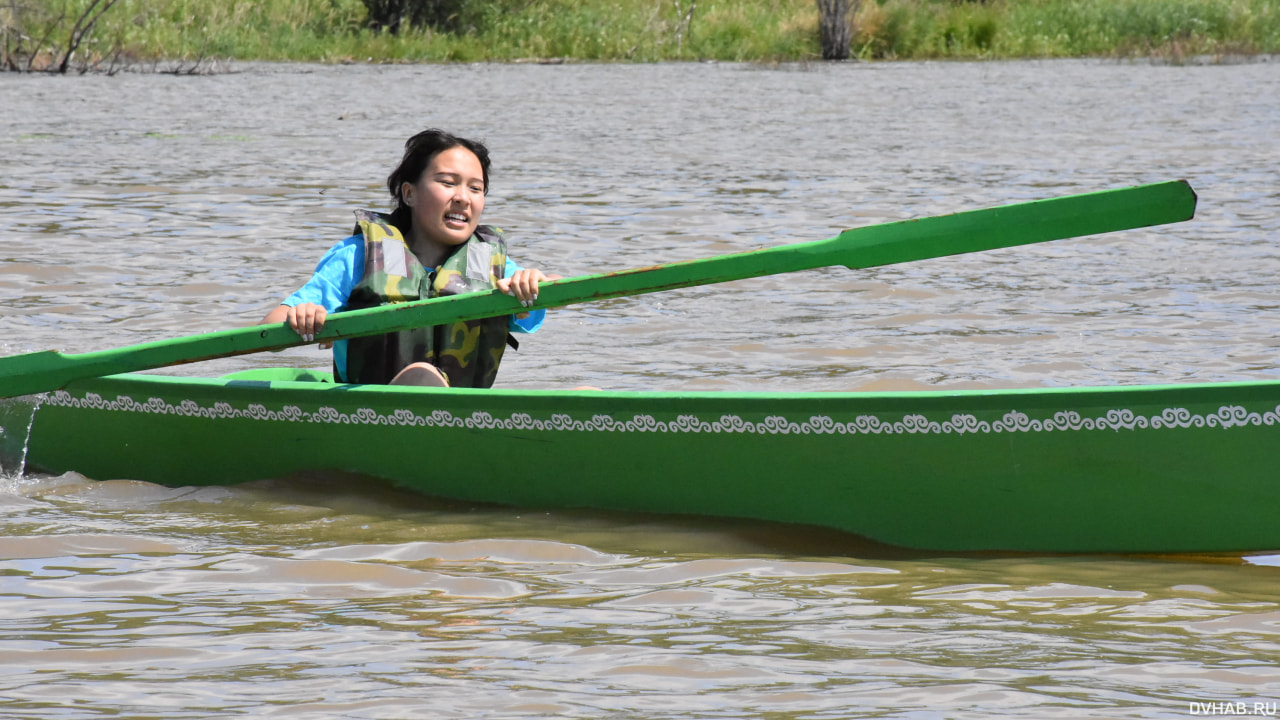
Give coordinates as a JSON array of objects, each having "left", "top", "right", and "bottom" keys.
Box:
[
  {"left": 853, "top": 0, "right": 1279, "bottom": 59},
  {"left": 5, "top": 0, "right": 1278, "bottom": 69}
]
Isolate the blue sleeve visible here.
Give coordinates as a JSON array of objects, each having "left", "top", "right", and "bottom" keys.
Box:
[
  {"left": 283, "top": 235, "right": 364, "bottom": 313},
  {"left": 505, "top": 256, "right": 546, "bottom": 334}
]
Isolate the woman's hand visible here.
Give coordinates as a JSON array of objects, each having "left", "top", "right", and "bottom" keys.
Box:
[
  {"left": 497, "top": 269, "right": 561, "bottom": 313},
  {"left": 261, "top": 303, "right": 327, "bottom": 343}
]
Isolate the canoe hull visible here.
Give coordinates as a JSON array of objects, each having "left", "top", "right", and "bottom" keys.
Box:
[{"left": 19, "top": 369, "right": 1280, "bottom": 554}]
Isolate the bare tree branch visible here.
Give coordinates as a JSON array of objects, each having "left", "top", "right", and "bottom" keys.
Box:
[
  {"left": 56, "top": 0, "right": 120, "bottom": 74},
  {"left": 24, "top": 6, "right": 63, "bottom": 71}
]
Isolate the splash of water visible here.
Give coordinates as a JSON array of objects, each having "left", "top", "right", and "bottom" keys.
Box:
[{"left": 0, "top": 394, "right": 44, "bottom": 480}]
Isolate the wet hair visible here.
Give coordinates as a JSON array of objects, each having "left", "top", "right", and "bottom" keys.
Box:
[{"left": 386, "top": 129, "right": 491, "bottom": 231}]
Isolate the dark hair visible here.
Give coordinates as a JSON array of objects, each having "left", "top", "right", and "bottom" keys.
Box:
[{"left": 386, "top": 129, "right": 491, "bottom": 231}]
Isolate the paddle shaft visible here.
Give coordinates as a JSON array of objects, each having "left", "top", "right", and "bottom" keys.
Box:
[{"left": 0, "top": 181, "right": 1197, "bottom": 398}]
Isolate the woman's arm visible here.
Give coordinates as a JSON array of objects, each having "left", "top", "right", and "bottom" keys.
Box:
[{"left": 258, "top": 236, "right": 362, "bottom": 342}]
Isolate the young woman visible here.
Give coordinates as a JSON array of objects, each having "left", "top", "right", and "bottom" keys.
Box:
[{"left": 261, "top": 129, "right": 555, "bottom": 388}]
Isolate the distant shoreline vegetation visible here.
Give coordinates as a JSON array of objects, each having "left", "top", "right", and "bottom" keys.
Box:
[{"left": 3, "top": 0, "right": 1278, "bottom": 73}]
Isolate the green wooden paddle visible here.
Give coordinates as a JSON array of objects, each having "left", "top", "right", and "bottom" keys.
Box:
[{"left": 0, "top": 180, "right": 1196, "bottom": 399}]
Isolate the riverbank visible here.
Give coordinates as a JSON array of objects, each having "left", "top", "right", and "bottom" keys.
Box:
[{"left": 5, "top": 0, "right": 1279, "bottom": 71}]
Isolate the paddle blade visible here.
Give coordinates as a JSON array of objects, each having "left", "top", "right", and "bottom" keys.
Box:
[
  {"left": 825, "top": 180, "right": 1198, "bottom": 270},
  {"left": 0, "top": 352, "right": 71, "bottom": 400},
  {"left": 0, "top": 324, "right": 304, "bottom": 400}
]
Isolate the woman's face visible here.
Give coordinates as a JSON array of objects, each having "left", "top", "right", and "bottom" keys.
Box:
[{"left": 402, "top": 145, "right": 486, "bottom": 252}]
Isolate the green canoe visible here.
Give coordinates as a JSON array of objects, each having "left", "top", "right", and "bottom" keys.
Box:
[
  {"left": 3, "top": 179, "right": 1247, "bottom": 554},
  {"left": 13, "top": 367, "right": 1280, "bottom": 555}
]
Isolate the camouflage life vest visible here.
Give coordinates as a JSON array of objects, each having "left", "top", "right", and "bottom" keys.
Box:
[{"left": 342, "top": 210, "right": 513, "bottom": 388}]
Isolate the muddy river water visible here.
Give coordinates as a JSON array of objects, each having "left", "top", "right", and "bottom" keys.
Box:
[{"left": 1, "top": 58, "right": 1278, "bottom": 718}]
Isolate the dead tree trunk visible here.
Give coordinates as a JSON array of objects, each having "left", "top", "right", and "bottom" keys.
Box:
[{"left": 817, "top": 0, "right": 854, "bottom": 60}]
